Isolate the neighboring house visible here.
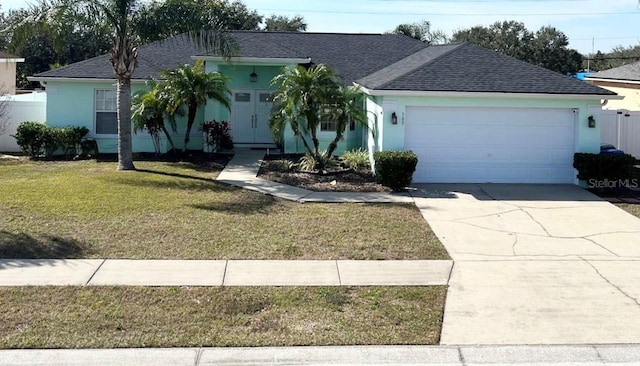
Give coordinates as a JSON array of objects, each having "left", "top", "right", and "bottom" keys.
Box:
[
  {"left": 585, "top": 62, "right": 640, "bottom": 111},
  {"left": 0, "top": 52, "right": 25, "bottom": 95},
  {"left": 29, "top": 31, "right": 617, "bottom": 184}
]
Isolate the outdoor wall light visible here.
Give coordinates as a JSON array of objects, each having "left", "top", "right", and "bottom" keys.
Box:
[
  {"left": 249, "top": 66, "right": 258, "bottom": 83},
  {"left": 391, "top": 112, "right": 398, "bottom": 125},
  {"left": 588, "top": 115, "right": 596, "bottom": 128}
]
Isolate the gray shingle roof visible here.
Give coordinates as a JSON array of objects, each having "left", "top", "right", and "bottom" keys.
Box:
[
  {"left": 357, "top": 42, "right": 615, "bottom": 95},
  {"left": 33, "top": 31, "right": 426, "bottom": 83},
  {"left": 587, "top": 61, "right": 640, "bottom": 82},
  {"left": 33, "top": 35, "right": 205, "bottom": 80},
  {"left": 357, "top": 43, "right": 463, "bottom": 89},
  {"left": 33, "top": 32, "right": 614, "bottom": 96}
]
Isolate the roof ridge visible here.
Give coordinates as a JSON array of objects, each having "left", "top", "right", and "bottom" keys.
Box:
[
  {"left": 229, "top": 30, "right": 387, "bottom": 36},
  {"left": 373, "top": 42, "right": 466, "bottom": 90}
]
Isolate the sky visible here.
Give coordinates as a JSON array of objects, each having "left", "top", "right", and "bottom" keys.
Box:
[{"left": 2, "top": 0, "right": 640, "bottom": 54}]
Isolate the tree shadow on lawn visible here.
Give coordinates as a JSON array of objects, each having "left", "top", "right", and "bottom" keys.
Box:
[
  {"left": 189, "top": 194, "right": 278, "bottom": 215},
  {"left": 104, "top": 169, "right": 237, "bottom": 192},
  {"left": 0, "top": 231, "right": 93, "bottom": 266}
]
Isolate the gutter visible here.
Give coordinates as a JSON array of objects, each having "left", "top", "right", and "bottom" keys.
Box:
[{"left": 354, "top": 83, "right": 623, "bottom": 100}]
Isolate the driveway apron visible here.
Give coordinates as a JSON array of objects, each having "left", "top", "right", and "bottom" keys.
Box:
[{"left": 413, "top": 184, "right": 640, "bottom": 345}]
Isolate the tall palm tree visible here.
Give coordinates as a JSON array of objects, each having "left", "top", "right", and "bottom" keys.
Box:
[
  {"left": 270, "top": 64, "right": 338, "bottom": 158},
  {"left": 96, "top": 0, "right": 138, "bottom": 170},
  {"left": 12, "top": 0, "right": 237, "bottom": 170},
  {"left": 161, "top": 60, "right": 231, "bottom": 152}
]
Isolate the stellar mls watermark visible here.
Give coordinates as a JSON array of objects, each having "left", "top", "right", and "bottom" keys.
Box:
[{"left": 588, "top": 178, "right": 640, "bottom": 189}]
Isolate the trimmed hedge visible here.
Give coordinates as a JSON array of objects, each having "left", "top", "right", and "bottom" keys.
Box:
[
  {"left": 13, "top": 122, "right": 89, "bottom": 159},
  {"left": 573, "top": 153, "right": 636, "bottom": 182},
  {"left": 373, "top": 150, "right": 418, "bottom": 191}
]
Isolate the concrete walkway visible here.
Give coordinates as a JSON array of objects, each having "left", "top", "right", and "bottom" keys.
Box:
[
  {"left": 216, "top": 150, "right": 414, "bottom": 203},
  {"left": 0, "top": 259, "right": 452, "bottom": 287},
  {"left": 3, "top": 344, "right": 640, "bottom": 365},
  {"left": 413, "top": 184, "right": 640, "bottom": 345}
]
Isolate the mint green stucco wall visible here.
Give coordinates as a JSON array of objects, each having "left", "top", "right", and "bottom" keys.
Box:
[
  {"left": 365, "top": 94, "right": 602, "bottom": 154},
  {"left": 45, "top": 80, "right": 205, "bottom": 154},
  {"left": 205, "top": 61, "right": 364, "bottom": 155},
  {"left": 203, "top": 63, "right": 285, "bottom": 123}
]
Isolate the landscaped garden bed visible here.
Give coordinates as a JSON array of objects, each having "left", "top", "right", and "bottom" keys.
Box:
[{"left": 257, "top": 153, "right": 390, "bottom": 193}]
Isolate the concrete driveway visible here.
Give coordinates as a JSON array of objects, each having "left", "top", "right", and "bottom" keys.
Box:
[{"left": 414, "top": 184, "right": 640, "bottom": 345}]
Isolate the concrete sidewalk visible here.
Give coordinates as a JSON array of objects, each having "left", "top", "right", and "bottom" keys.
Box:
[
  {"left": 2, "top": 344, "right": 640, "bottom": 365},
  {"left": 0, "top": 259, "right": 452, "bottom": 287},
  {"left": 216, "top": 150, "right": 413, "bottom": 203}
]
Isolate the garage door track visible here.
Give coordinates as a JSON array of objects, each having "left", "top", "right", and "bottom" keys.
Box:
[{"left": 414, "top": 184, "right": 640, "bottom": 345}]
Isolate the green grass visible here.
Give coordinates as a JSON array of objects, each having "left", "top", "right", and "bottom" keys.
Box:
[
  {"left": 0, "top": 159, "right": 448, "bottom": 260},
  {"left": 0, "top": 286, "right": 446, "bottom": 348}
]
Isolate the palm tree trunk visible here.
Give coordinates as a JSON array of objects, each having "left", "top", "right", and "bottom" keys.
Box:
[
  {"left": 117, "top": 78, "right": 135, "bottom": 170},
  {"left": 325, "top": 120, "right": 347, "bottom": 158},
  {"left": 161, "top": 124, "right": 176, "bottom": 152},
  {"left": 183, "top": 104, "right": 197, "bottom": 152}
]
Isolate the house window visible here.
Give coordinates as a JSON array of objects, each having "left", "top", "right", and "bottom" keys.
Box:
[
  {"left": 320, "top": 117, "right": 337, "bottom": 131},
  {"left": 95, "top": 89, "right": 117, "bottom": 135}
]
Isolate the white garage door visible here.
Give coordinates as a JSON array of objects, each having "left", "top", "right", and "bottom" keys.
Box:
[{"left": 404, "top": 107, "right": 576, "bottom": 183}]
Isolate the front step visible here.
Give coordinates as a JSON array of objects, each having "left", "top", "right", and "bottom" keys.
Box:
[{"left": 233, "top": 143, "right": 279, "bottom": 150}]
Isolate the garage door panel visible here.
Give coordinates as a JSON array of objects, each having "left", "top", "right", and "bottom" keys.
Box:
[{"left": 405, "top": 107, "right": 576, "bottom": 184}]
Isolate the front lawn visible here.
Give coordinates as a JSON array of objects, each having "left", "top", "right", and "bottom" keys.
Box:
[
  {"left": 0, "top": 286, "right": 446, "bottom": 348},
  {"left": 0, "top": 159, "right": 448, "bottom": 260}
]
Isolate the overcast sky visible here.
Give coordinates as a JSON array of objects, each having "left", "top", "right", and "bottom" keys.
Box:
[{"left": 3, "top": 0, "right": 640, "bottom": 54}]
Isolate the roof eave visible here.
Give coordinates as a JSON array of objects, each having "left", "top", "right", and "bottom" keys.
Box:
[
  {"left": 27, "top": 76, "right": 148, "bottom": 84},
  {"left": 585, "top": 77, "right": 640, "bottom": 85},
  {"left": 356, "top": 84, "right": 622, "bottom": 100},
  {"left": 0, "top": 58, "right": 25, "bottom": 63},
  {"left": 192, "top": 56, "right": 311, "bottom": 65}
]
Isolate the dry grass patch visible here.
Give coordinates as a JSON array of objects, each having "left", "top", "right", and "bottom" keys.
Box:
[
  {"left": 617, "top": 203, "right": 640, "bottom": 218},
  {"left": 0, "top": 286, "right": 446, "bottom": 348},
  {"left": 0, "top": 159, "right": 448, "bottom": 260}
]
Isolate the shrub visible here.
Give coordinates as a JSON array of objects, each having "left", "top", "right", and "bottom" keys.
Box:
[
  {"left": 13, "top": 122, "right": 89, "bottom": 159},
  {"left": 59, "top": 126, "right": 90, "bottom": 157},
  {"left": 342, "top": 148, "right": 370, "bottom": 170},
  {"left": 13, "top": 121, "right": 48, "bottom": 158},
  {"left": 573, "top": 153, "right": 636, "bottom": 183},
  {"left": 298, "top": 151, "right": 338, "bottom": 172},
  {"left": 58, "top": 126, "right": 89, "bottom": 157},
  {"left": 201, "top": 120, "right": 233, "bottom": 150},
  {"left": 373, "top": 150, "right": 418, "bottom": 191},
  {"left": 273, "top": 159, "right": 296, "bottom": 172}
]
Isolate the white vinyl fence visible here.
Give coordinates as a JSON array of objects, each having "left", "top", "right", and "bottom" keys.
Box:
[
  {"left": 600, "top": 109, "right": 640, "bottom": 159},
  {"left": 0, "top": 92, "right": 46, "bottom": 152}
]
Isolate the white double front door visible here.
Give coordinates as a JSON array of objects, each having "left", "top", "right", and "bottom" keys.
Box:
[{"left": 230, "top": 89, "right": 274, "bottom": 144}]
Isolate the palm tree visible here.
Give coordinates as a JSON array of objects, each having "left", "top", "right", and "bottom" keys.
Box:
[
  {"left": 95, "top": 0, "right": 139, "bottom": 170},
  {"left": 270, "top": 64, "right": 338, "bottom": 158},
  {"left": 324, "top": 85, "right": 367, "bottom": 158},
  {"left": 131, "top": 81, "right": 182, "bottom": 154},
  {"left": 10, "top": 0, "right": 237, "bottom": 170},
  {"left": 161, "top": 60, "right": 231, "bottom": 152}
]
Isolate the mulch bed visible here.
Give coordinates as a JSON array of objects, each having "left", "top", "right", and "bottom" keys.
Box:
[{"left": 257, "top": 153, "right": 390, "bottom": 193}]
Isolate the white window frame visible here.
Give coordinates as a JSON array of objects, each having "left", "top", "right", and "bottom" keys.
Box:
[{"left": 94, "top": 89, "right": 118, "bottom": 136}]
